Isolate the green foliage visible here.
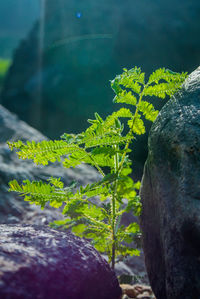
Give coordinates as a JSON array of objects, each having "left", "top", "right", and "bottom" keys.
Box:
[
  {"left": 0, "top": 58, "right": 11, "bottom": 75},
  {"left": 8, "top": 66, "right": 187, "bottom": 269},
  {"left": 0, "top": 58, "right": 11, "bottom": 90}
]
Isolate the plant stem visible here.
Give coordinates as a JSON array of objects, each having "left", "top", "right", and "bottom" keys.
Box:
[
  {"left": 111, "top": 233, "right": 116, "bottom": 269},
  {"left": 86, "top": 151, "right": 105, "bottom": 177},
  {"left": 118, "top": 87, "right": 146, "bottom": 174},
  {"left": 110, "top": 145, "right": 119, "bottom": 269},
  {"left": 110, "top": 88, "right": 145, "bottom": 269},
  {"left": 111, "top": 195, "right": 116, "bottom": 269}
]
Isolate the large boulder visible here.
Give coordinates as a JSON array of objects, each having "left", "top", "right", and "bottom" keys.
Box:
[
  {"left": 0, "top": 224, "right": 122, "bottom": 299},
  {"left": 140, "top": 67, "right": 200, "bottom": 298}
]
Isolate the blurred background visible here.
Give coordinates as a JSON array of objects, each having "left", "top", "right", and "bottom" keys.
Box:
[{"left": 0, "top": 0, "right": 200, "bottom": 178}]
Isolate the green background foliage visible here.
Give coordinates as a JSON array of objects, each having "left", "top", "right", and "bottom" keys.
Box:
[{"left": 0, "top": 59, "right": 11, "bottom": 92}]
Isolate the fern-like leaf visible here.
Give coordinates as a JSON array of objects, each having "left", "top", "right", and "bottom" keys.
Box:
[
  {"left": 122, "top": 67, "right": 145, "bottom": 84},
  {"left": 7, "top": 140, "right": 79, "bottom": 165},
  {"left": 113, "top": 90, "right": 137, "bottom": 106},
  {"left": 138, "top": 101, "right": 159, "bottom": 122},
  {"left": 144, "top": 82, "right": 183, "bottom": 99},
  {"left": 104, "top": 108, "right": 133, "bottom": 129},
  {"left": 148, "top": 68, "right": 187, "bottom": 84},
  {"left": 9, "top": 179, "right": 68, "bottom": 209},
  {"left": 128, "top": 114, "right": 145, "bottom": 135},
  {"left": 84, "top": 134, "right": 132, "bottom": 148},
  {"left": 111, "top": 67, "right": 144, "bottom": 97}
]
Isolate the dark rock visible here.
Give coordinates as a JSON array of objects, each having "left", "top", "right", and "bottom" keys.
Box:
[
  {"left": 140, "top": 67, "right": 200, "bottom": 299},
  {"left": 0, "top": 104, "right": 101, "bottom": 224},
  {"left": 0, "top": 224, "right": 122, "bottom": 299}
]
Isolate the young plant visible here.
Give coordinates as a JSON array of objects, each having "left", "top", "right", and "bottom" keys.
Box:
[{"left": 8, "top": 67, "right": 187, "bottom": 269}]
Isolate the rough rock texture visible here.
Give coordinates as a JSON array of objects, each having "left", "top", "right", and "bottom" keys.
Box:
[
  {"left": 140, "top": 67, "right": 200, "bottom": 299},
  {"left": 114, "top": 252, "right": 149, "bottom": 285},
  {"left": 0, "top": 224, "right": 122, "bottom": 299},
  {"left": 121, "top": 284, "right": 155, "bottom": 299},
  {"left": 0, "top": 104, "right": 101, "bottom": 224}
]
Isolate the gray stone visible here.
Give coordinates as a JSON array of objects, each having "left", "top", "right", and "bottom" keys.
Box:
[
  {"left": 104, "top": 252, "right": 149, "bottom": 285},
  {"left": 0, "top": 224, "right": 122, "bottom": 299},
  {"left": 140, "top": 67, "right": 200, "bottom": 299}
]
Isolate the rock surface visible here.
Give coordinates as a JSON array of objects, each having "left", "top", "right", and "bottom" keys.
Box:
[
  {"left": 140, "top": 67, "right": 200, "bottom": 298},
  {"left": 0, "top": 224, "right": 122, "bottom": 299},
  {"left": 121, "top": 284, "right": 155, "bottom": 299}
]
